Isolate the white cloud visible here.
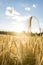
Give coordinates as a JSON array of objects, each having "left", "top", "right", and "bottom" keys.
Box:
[
  {"left": 33, "top": 4, "right": 36, "bottom": 8},
  {"left": 12, "top": 15, "right": 30, "bottom": 22},
  {"left": 5, "top": 6, "right": 20, "bottom": 16},
  {"left": 5, "top": 6, "right": 30, "bottom": 22},
  {"left": 25, "top": 7, "right": 31, "bottom": 11}
]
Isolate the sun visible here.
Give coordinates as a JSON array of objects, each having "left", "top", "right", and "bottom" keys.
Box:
[{"left": 14, "top": 23, "right": 23, "bottom": 32}]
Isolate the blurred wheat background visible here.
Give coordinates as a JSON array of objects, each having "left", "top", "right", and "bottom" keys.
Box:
[{"left": 0, "top": 33, "right": 43, "bottom": 65}]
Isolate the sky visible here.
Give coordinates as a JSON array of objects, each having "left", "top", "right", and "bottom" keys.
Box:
[{"left": 0, "top": 0, "right": 43, "bottom": 33}]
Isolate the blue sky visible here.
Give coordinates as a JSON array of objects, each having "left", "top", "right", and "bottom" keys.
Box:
[{"left": 0, "top": 0, "right": 43, "bottom": 33}]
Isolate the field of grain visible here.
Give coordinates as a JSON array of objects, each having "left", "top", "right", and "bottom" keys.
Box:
[{"left": 0, "top": 33, "right": 43, "bottom": 65}]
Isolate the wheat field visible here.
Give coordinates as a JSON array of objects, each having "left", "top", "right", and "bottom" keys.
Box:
[{"left": 0, "top": 33, "right": 43, "bottom": 65}]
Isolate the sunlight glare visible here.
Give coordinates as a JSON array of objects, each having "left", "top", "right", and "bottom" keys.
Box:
[{"left": 11, "top": 22, "right": 25, "bottom": 32}]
